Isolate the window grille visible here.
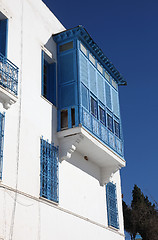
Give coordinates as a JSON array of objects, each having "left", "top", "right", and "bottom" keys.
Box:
[
  {"left": 0, "top": 112, "right": 5, "bottom": 180},
  {"left": 106, "top": 182, "right": 119, "bottom": 229},
  {"left": 40, "top": 138, "right": 59, "bottom": 203}
]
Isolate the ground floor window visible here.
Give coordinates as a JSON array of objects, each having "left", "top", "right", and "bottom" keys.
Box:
[{"left": 106, "top": 182, "right": 119, "bottom": 229}]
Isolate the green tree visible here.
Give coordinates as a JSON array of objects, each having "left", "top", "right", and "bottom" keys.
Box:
[{"left": 123, "top": 185, "right": 158, "bottom": 240}]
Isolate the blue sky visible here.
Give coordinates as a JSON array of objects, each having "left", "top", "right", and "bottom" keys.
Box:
[{"left": 42, "top": 0, "right": 158, "bottom": 207}]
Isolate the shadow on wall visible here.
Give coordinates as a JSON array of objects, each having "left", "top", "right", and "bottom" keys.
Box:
[{"left": 64, "top": 150, "right": 102, "bottom": 185}]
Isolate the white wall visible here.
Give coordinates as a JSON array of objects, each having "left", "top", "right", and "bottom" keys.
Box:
[{"left": 0, "top": 0, "right": 125, "bottom": 239}]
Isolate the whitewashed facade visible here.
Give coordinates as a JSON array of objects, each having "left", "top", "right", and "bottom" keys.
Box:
[{"left": 0, "top": 0, "right": 126, "bottom": 239}]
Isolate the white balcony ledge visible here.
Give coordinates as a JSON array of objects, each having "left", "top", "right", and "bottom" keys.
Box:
[
  {"left": 57, "top": 126, "right": 126, "bottom": 185},
  {"left": 0, "top": 84, "right": 18, "bottom": 109}
]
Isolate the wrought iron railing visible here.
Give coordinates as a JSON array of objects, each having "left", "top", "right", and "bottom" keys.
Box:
[
  {"left": 0, "top": 53, "right": 18, "bottom": 96},
  {"left": 81, "top": 107, "right": 124, "bottom": 157}
]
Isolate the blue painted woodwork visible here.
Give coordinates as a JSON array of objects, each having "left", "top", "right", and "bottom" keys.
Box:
[
  {"left": 53, "top": 26, "right": 125, "bottom": 157},
  {"left": 40, "top": 138, "right": 59, "bottom": 203},
  {"left": 135, "top": 233, "right": 142, "bottom": 240},
  {"left": 106, "top": 182, "right": 119, "bottom": 229},
  {"left": 0, "top": 19, "right": 8, "bottom": 57},
  {"left": 0, "top": 53, "right": 18, "bottom": 95},
  {"left": 53, "top": 26, "right": 127, "bottom": 86},
  {"left": 0, "top": 113, "right": 5, "bottom": 180},
  {"left": 41, "top": 51, "right": 56, "bottom": 106}
]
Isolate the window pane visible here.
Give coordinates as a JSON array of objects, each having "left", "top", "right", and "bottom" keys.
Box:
[
  {"left": 71, "top": 108, "right": 75, "bottom": 127},
  {"left": 61, "top": 110, "right": 68, "bottom": 129},
  {"left": 114, "top": 120, "right": 120, "bottom": 138},
  {"left": 105, "top": 71, "right": 110, "bottom": 82},
  {"left": 99, "top": 107, "right": 105, "bottom": 125},
  {"left": 107, "top": 114, "right": 113, "bottom": 132},
  {"left": 97, "top": 62, "right": 103, "bottom": 74},
  {"left": 80, "top": 43, "right": 87, "bottom": 56},
  {"left": 91, "top": 97, "right": 97, "bottom": 118},
  {"left": 59, "top": 41, "right": 73, "bottom": 52},
  {"left": 43, "top": 60, "right": 48, "bottom": 98},
  {"left": 112, "top": 79, "right": 118, "bottom": 90},
  {"left": 89, "top": 53, "right": 95, "bottom": 65}
]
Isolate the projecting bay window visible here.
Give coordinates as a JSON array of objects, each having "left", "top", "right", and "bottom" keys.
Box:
[
  {"left": 40, "top": 138, "right": 59, "bottom": 203},
  {"left": 41, "top": 50, "right": 56, "bottom": 105},
  {"left": 106, "top": 182, "right": 119, "bottom": 229},
  {"left": 0, "top": 112, "right": 5, "bottom": 180}
]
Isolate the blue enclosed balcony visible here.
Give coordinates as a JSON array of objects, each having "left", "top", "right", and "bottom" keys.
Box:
[
  {"left": 53, "top": 26, "right": 126, "bottom": 182},
  {"left": 0, "top": 53, "right": 18, "bottom": 109}
]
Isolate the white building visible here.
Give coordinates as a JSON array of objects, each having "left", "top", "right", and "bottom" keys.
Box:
[{"left": 0, "top": 0, "right": 126, "bottom": 239}]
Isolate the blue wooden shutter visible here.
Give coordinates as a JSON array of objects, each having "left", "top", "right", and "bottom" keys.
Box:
[
  {"left": 81, "top": 84, "right": 89, "bottom": 110},
  {"left": 47, "top": 62, "right": 56, "bottom": 106},
  {"left": 106, "top": 182, "right": 119, "bottom": 229},
  {"left": 105, "top": 81, "right": 112, "bottom": 110},
  {"left": 0, "top": 19, "right": 8, "bottom": 56},
  {"left": 89, "top": 63, "right": 97, "bottom": 96},
  {"left": 112, "top": 88, "right": 120, "bottom": 117},
  {"left": 97, "top": 73, "right": 105, "bottom": 104},
  {"left": 80, "top": 53, "right": 88, "bottom": 87}
]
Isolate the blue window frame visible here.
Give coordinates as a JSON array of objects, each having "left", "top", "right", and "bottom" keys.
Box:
[
  {"left": 107, "top": 113, "right": 113, "bottom": 132},
  {"left": 106, "top": 182, "right": 119, "bottom": 229},
  {"left": 41, "top": 51, "right": 56, "bottom": 106},
  {"left": 40, "top": 138, "right": 59, "bottom": 203},
  {"left": 0, "top": 112, "right": 5, "bottom": 180},
  {"left": 0, "top": 18, "right": 8, "bottom": 57},
  {"left": 114, "top": 120, "right": 120, "bottom": 138},
  {"left": 99, "top": 106, "right": 105, "bottom": 125},
  {"left": 91, "top": 96, "right": 97, "bottom": 118}
]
